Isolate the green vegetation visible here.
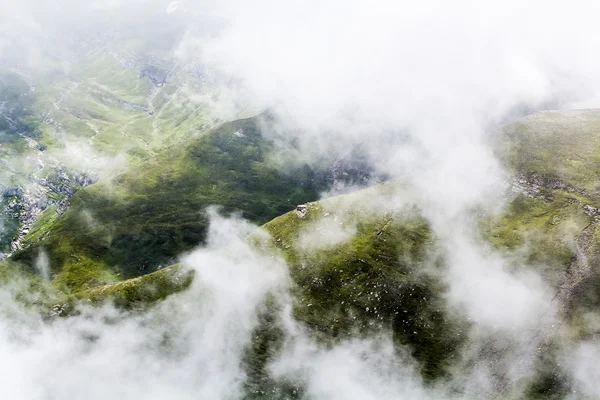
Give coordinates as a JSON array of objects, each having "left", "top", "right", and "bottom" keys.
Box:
[
  {"left": 0, "top": 71, "right": 39, "bottom": 137},
  {"left": 27, "top": 53, "right": 226, "bottom": 163},
  {"left": 22, "top": 205, "right": 59, "bottom": 245},
  {"left": 8, "top": 115, "right": 335, "bottom": 293},
  {"left": 63, "top": 263, "right": 194, "bottom": 312},
  {"left": 262, "top": 200, "right": 466, "bottom": 381},
  {"left": 242, "top": 295, "right": 305, "bottom": 400},
  {"left": 492, "top": 109, "right": 600, "bottom": 337},
  {"left": 496, "top": 109, "right": 600, "bottom": 194},
  {"left": 5, "top": 60, "right": 600, "bottom": 398},
  {"left": 0, "top": 259, "right": 60, "bottom": 312},
  {"left": 0, "top": 49, "right": 242, "bottom": 257},
  {"left": 481, "top": 192, "right": 588, "bottom": 286}
]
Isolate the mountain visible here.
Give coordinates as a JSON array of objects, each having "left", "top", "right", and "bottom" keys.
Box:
[
  {"left": 4, "top": 63, "right": 600, "bottom": 398},
  {"left": 5, "top": 2, "right": 600, "bottom": 399},
  {"left": 3, "top": 109, "right": 598, "bottom": 398},
  {"left": 4, "top": 114, "right": 376, "bottom": 294}
]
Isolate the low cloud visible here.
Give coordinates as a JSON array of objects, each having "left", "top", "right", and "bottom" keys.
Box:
[
  {"left": 296, "top": 216, "right": 356, "bottom": 252},
  {"left": 2, "top": 0, "right": 600, "bottom": 398}
]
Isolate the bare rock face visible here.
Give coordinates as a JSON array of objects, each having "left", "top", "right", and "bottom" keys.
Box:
[
  {"left": 139, "top": 65, "right": 169, "bottom": 87},
  {"left": 295, "top": 204, "right": 307, "bottom": 218},
  {"left": 329, "top": 156, "right": 378, "bottom": 187}
]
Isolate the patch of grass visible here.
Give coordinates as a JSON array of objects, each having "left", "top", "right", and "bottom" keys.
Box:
[
  {"left": 21, "top": 205, "right": 59, "bottom": 245},
  {"left": 262, "top": 197, "right": 466, "bottom": 381},
  {"left": 0, "top": 259, "right": 62, "bottom": 311},
  {"left": 481, "top": 193, "right": 587, "bottom": 286},
  {"left": 67, "top": 263, "right": 194, "bottom": 310},
  {"left": 495, "top": 109, "right": 600, "bottom": 194},
  {"left": 51, "top": 254, "right": 118, "bottom": 293}
]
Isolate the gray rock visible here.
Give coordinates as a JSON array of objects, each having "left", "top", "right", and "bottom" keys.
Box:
[
  {"left": 139, "top": 65, "right": 169, "bottom": 87},
  {"left": 296, "top": 204, "right": 308, "bottom": 218}
]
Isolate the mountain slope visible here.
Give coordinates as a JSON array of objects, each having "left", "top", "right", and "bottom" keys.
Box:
[
  {"left": 0, "top": 39, "right": 242, "bottom": 259},
  {"left": 5, "top": 109, "right": 600, "bottom": 397},
  {"left": 6, "top": 114, "right": 373, "bottom": 293}
]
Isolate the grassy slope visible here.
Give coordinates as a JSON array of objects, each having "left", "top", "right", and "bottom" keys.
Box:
[
  {"left": 8, "top": 115, "right": 332, "bottom": 292},
  {"left": 0, "top": 71, "right": 41, "bottom": 253},
  {"left": 23, "top": 176, "right": 593, "bottom": 393},
  {"left": 40, "top": 183, "right": 466, "bottom": 386},
  {"left": 59, "top": 109, "right": 600, "bottom": 391},
  {"left": 7, "top": 105, "right": 600, "bottom": 395},
  {"left": 32, "top": 54, "right": 213, "bottom": 160},
  {"left": 489, "top": 110, "right": 600, "bottom": 398},
  {"left": 58, "top": 264, "right": 194, "bottom": 315},
  {"left": 260, "top": 193, "right": 466, "bottom": 381},
  {"left": 482, "top": 193, "right": 588, "bottom": 287},
  {"left": 497, "top": 109, "right": 600, "bottom": 194},
  {"left": 494, "top": 110, "right": 600, "bottom": 322},
  {"left": 0, "top": 51, "right": 219, "bottom": 254}
]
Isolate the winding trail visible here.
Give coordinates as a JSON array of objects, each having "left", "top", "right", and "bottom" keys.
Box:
[
  {"left": 492, "top": 175, "right": 600, "bottom": 396},
  {"left": 554, "top": 221, "right": 596, "bottom": 316}
]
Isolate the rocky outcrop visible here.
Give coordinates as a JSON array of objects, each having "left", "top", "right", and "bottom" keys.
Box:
[
  {"left": 295, "top": 204, "right": 307, "bottom": 218},
  {"left": 508, "top": 173, "right": 600, "bottom": 218},
  {"left": 139, "top": 65, "right": 169, "bottom": 87},
  {"left": 1, "top": 167, "right": 97, "bottom": 256}
]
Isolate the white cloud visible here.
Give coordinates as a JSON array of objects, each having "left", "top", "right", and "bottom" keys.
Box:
[{"left": 3, "top": 0, "right": 600, "bottom": 397}]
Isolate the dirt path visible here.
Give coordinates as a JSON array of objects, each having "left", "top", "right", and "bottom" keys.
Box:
[{"left": 554, "top": 221, "right": 596, "bottom": 316}]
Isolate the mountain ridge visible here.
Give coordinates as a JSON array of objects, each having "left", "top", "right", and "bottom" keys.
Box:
[{"left": 4, "top": 108, "right": 600, "bottom": 397}]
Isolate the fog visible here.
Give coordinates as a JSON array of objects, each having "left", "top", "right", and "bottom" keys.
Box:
[{"left": 2, "top": 0, "right": 600, "bottom": 398}]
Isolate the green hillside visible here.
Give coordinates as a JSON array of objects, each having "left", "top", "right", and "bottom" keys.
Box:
[
  {"left": 5, "top": 109, "right": 600, "bottom": 398},
  {"left": 7, "top": 115, "right": 343, "bottom": 293}
]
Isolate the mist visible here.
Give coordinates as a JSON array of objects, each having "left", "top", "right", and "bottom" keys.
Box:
[{"left": 2, "top": 0, "right": 600, "bottom": 398}]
